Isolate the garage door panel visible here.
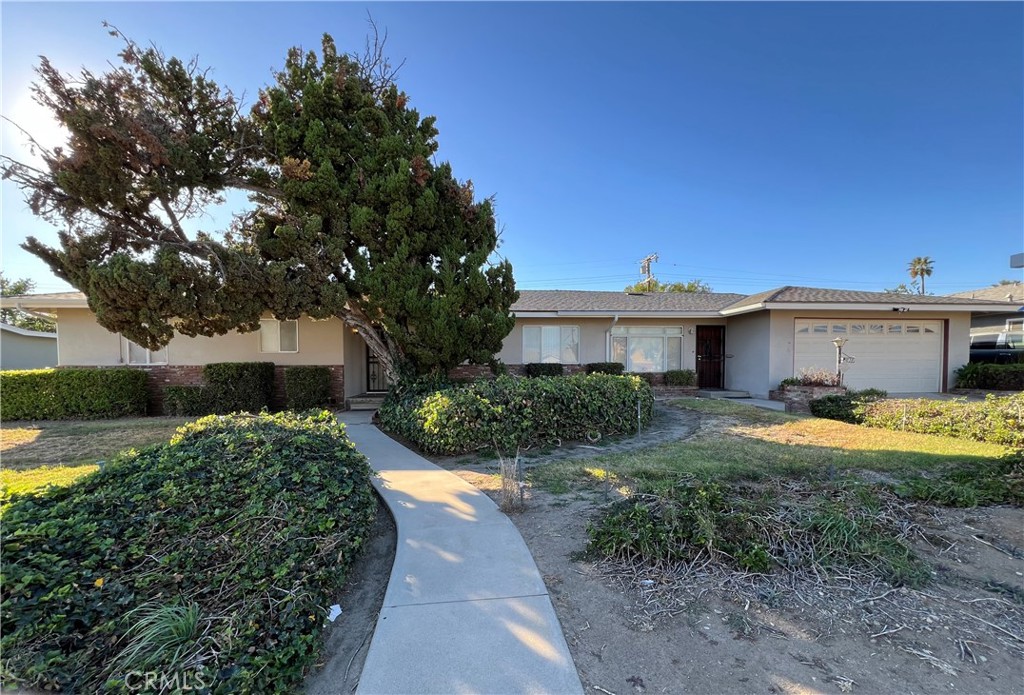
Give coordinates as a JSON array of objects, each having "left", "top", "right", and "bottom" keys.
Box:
[{"left": 793, "top": 319, "right": 942, "bottom": 393}]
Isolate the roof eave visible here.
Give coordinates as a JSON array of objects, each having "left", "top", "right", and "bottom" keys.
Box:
[
  {"left": 513, "top": 310, "right": 728, "bottom": 319},
  {"left": 762, "top": 302, "right": 1024, "bottom": 313},
  {"left": 0, "top": 297, "right": 89, "bottom": 310}
]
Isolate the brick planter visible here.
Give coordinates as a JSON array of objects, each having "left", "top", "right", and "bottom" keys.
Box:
[{"left": 769, "top": 385, "right": 848, "bottom": 414}]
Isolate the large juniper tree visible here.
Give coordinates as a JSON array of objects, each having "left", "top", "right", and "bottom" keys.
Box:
[{"left": 2, "top": 27, "right": 517, "bottom": 377}]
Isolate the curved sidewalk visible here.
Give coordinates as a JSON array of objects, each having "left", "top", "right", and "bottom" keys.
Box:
[{"left": 338, "top": 411, "right": 584, "bottom": 695}]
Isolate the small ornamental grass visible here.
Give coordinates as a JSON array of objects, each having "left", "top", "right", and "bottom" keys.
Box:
[
  {"left": 378, "top": 373, "right": 655, "bottom": 455},
  {"left": 0, "top": 411, "right": 376, "bottom": 694}
]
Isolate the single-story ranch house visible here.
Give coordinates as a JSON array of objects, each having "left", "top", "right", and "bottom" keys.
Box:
[{"left": 2, "top": 287, "right": 1019, "bottom": 408}]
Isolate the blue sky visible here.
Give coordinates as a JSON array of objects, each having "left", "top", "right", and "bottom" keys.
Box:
[{"left": 2, "top": 2, "right": 1022, "bottom": 295}]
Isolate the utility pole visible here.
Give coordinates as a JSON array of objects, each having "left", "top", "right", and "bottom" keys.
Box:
[{"left": 639, "top": 253, "right": 659, "bottom": 292}]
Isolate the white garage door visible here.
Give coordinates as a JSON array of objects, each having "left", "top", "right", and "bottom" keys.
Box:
[{"left": 794, "top": 319, "right": 943, "bottom": 393}]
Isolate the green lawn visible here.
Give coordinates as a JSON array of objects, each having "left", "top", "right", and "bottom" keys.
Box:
[
  {"left": 531, "top": 398, "right": 1009, "bottom": 493},
  {"left": 1, "top": 416, "right": 189, "bottom": 498}
]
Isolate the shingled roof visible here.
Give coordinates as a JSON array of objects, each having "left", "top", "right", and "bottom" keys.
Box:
[
  {"left": 511, "top": 290, "right": 745, "bottom": 314},
  {"left": 949, "top": 283, "right": 1024, "bottom": 303},
  {"left": 723, "top": 286, "right": 1018, "bottom": 312}
]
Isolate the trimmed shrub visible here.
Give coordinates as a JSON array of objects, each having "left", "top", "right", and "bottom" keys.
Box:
[
  {"left": 955, "top": 362, "right": 1024, "bottom": 391},
  {"left": 524, "top": 363, "right": 564, "bottom": 378},
  {"left": 858, "top": 394, "right": 1023, "bottom": 447},
  {"left": 0, "top": 411, "right": 376, "bottom": 693},
  {"left": 378, "top": 373, "right": 655, "bottom": 455},
  {"left": 585, "top": 362, "right": 625, "bottom": 375},
  {"left": 664, "top": 369, "right": 696, "bottom": 387},
  {"left": 809, "top": 389, "right": 888, "bottom": 424},
  {"left": 627, "top": 371, "right": 657, "bottom": 385},
  {"left": 285, "top": 366, "right": 333, "bottom": 410},
  {"left": 203, "top": 362, "right": 275, "bottom": 413},
  {"left": 163, "top": 385, "right": 212, "bottom": 416},
  {"left": 0, "top": 368, "right": 147, "bottom": 420}
]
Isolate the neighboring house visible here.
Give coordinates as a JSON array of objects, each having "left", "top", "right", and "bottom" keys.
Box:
[
  {"left": 949, "top": 282, "right": 1024, "bottom": 335},
  {"left": 1, "top": 287, "right": 1019, "bottom": 405},
  {"left": 0, "top": 323, "right": 58, "bottom": 370}
]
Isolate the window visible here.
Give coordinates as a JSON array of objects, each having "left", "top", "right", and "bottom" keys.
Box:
[
  {"left": 906, "top": 324, "right": 921, "bottom": 334},
  {"left": 1007, "top": 319, "right": 1024, "bottom": 332},
  {"left": 260, "top": 319, "right": 298, "bottom": 353},
  {"left": 610, "top": 326, "right": 683, "bottom": 373},
  {"left": 869, "top": 324, "right": 884, "bottom": 334},
  {"left": 850, "top": 324, "right": 866, "bottom": 334},
  {"left": 831, "top": 324, "right": 847, "bottom": 334},
  {"left": 888, "top": 324, "right": 902, "bottom": 334},
  {"left": 812, "top": 324, "right": 828, "bottom": 334},
  {"left": 523, "top": 325, "right": 579, "bottom": 364},
  {"left": 122, "top": 337, "right": 167, "bottom": 365}
]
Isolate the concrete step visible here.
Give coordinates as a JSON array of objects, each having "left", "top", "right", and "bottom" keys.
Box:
[
  {"left": 348, "top": 394, "right": 387, "bottom": 411},
  {"left": 697, "top": 389, "right": 751, "bottom": 399}
]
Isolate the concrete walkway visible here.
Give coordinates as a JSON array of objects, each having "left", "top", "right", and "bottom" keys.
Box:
[{"left": 338, "top": 411, "right": 584, "bottom": 695}]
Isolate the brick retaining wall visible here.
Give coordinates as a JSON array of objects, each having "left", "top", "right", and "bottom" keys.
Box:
[{"left": 769, "top": 385, "right": 847, "bottom": 414}]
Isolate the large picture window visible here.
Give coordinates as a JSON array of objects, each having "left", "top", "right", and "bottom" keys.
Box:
[
  {"left": 611, "top": 326, "right": 683, "bottom": 373},
  {"left": 522, "top": 325, "right": 579, "bottom": 364},
  {"left": 260, "top": 319, "right": 298, "bottom": 353}
]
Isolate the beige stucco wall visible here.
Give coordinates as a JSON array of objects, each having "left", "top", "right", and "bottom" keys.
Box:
[
  {"left": 0, "top": 329, "right": 58, "bottom": 370},
  {"left": 497, "top": 316, "right": 726, "bottom": 371},
  {"left": 723, "top": 312, "right": 771, "bottom": 397},
  {"left": 766, "top": 309, "right": 968, "bottom": 393},
  {"left": 54, "top": 309, "right": 345, "bottom": 367}
]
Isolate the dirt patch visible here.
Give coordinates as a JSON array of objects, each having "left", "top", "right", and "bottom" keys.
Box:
[
  {"left": 305, "top": 498, "right": 396, "bottom": 694},
  {"left": 449, "top": 437, "right": 1024, "bottom": 694}
]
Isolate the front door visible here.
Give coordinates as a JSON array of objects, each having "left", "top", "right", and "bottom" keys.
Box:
[
  {"left": 695, "top": 325, "right": 725, "bottom": 389},
  {"left": 366, "top": 352, "right": 388, "bottom": 392}
]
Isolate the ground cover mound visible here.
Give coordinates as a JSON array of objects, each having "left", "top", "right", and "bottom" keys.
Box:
[{"left": 1, "top": 411, "right": 376, "bottom": 693}]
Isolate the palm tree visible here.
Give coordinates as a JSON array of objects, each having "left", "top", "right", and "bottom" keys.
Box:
[{"left": 907, "top": 256, "right": 934, "bottom": 295}]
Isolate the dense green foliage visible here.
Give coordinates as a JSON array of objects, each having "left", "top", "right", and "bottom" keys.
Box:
[
  {"left": 285, "top": 366, "right": 332, "bottom": 410},
  {"left": 1, "top": 411, "right": 376, "bottom": 693},
  {"left": 162, "top": 385, "right": 211, "bottom": 416},
  {"left": 664, "top": 369, "right": 696, "bottom": 387},
  {"left": 857, "top": 394, "right": 1024, "bottom": 447},
  {"left": 808, "top": 389, "right": 888, "bottom": 424},
  {"left": 585, "top": 362, "right": 625, "bottom": 375},
  {"left": 202, "top": 362, "right": 276, "bottom": 413},
  {"left": 4, "top": 30, "right": 516, "bottom": 378},
  {"left": 0, "top": 273, "right": 55, "bottom": 332},
  {"left": 623, "top": 279, "right": 712, "bottom": 293},
  {"left": 587, "top": 480, "right": 929, "bottom": 586},
  {"left": 894, "top": 451, "right": 1023, "bottom": 507},
  {"left": 378, "top": 374, "right": 654, "bottom": 455},
  {"left": 0, "top": 368, "right": 147, "bottom": 420},
  {"left": 524, "top": 363, "right": 564, "bottom": 378},
  {"left": 955, "top": 362, "right": 1024, "bottom": 390}
]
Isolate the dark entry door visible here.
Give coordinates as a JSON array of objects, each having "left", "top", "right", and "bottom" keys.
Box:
[
  {"left": 367, "top": 352, "right": 388, "bottom": 392},
  {"left": 695, "top": 326, "right": 725, "bottom": 389}
]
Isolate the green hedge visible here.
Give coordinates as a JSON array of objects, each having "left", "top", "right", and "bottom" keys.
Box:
[
  {"left": 0, "top": 368, "right": 148, "bottom": 420},
  {"left": 285, "top": 366, "right": 332, "bottom": 410},
  {"left": 955, "top": 363, "right": 1024, "bottom": 391},
  {"left": 664, "top": 369, "right": 696, "bottom": 387},
  {"left": 1, "top": 411, "right": 376, "bottom": 693},
  {"left": 378, "top": 373, "right": 655, "bottom": 455},
  {"left": 524, "top": 363, "right": 564, "bottom": 378},
  {"left": 163, "top": 385, "right": 212, "bottom": 416},
  {"left": 203, "top": 362, "right": 276, "bottom": 413},
  {"left": 808, "top": 389, "right": 888, "bottom": 424},
  {"left": 856, "top": 394, "right": 1023, "bottom": 447},
  {"left": 585, "top": 362, "right": 625, "bottom": 375}
]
